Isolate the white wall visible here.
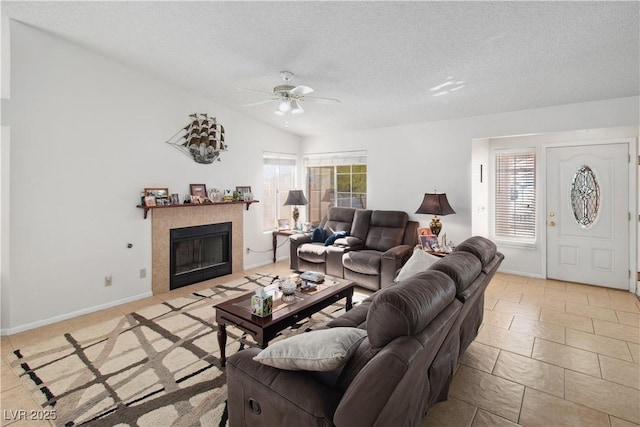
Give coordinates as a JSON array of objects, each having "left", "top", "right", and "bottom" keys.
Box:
[
  {"left": 1, "top": 22, "right": 300, "bottom": 333},
  {"left": 471, "top": 138, "right": 490, "bottom": 237},
  {"left": 1, "top": 127, "right": 8, "bottom": 331},
  {"left": 302, "top": 97, "right": 640, "bottom": 279},
  {"left": 1, "top": 14, "right": 11, "bottom": 333}
]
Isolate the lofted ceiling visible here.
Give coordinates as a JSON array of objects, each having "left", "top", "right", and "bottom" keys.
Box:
[{"left": 2, "top": 1, "right": 639, "bottom": 136}]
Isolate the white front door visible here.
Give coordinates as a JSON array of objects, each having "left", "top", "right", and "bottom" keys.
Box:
[{"left": 546, "top": 143, "right": 629, "bottom": 289}]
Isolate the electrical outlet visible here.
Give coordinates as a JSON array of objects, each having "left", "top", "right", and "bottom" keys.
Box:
[
  {"left": 246, "top": 247, "right": 250, "bottom": 254},
  {"left": 140, "top": 268, "right": 146, "bottom": 279},
  {"left": 105, "top": 275, "right": 112, "bottom": 286}
]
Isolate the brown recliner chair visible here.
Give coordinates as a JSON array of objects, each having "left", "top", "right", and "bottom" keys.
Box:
[
  {"left": 289, "top": 207, "right": 360, "bottom": 277},
  {"left": 341, "top": 210, "right": 418, "bottom": 290},
  {"left": 290, "top": 208, "right": 418, "bottom": 290}
]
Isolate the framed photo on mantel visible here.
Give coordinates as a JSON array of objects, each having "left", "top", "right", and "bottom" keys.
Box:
[
  {"left": 190, "top": 184, "right": 207, "bottom": 198},
  {"left": 144, "top": 196, "right": 156, "bottom": 207},
  {"left": 144, "top": 188, "right": 169, "bottom": 205},
  {"left": 236, "top": 186, "right": 253, "bottom": 201}
]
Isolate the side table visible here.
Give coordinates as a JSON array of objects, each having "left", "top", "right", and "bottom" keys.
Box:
[
  {"left": 416, "top": 245, "right": 450, "bottom": 258},
  {"left": 272, "top": 229, "right": 297, "bottom": 263},
  {"left": 427, "top": 250, "right": 449, "bottom": 258}
]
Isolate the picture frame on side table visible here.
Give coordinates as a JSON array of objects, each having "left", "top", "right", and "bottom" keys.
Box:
[
  {"left": 190, "top": 184, "right": 207, "bottom": 198},
  {"left": 420, "top": 234, "right": 440, "bottom": 252},
  {"left": 144, "top": 188, "right": 169, "bottom": 205},
  {"left": 277, "top": 219, "right": 290, "bottom": 230},
  {"left": 417, "top": 227, "right": 432, "bottom": 238}
]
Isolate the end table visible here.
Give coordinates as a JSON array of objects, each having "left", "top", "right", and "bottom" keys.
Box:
[{"left": 272, "top": 229, "right": 297, "bottom": 263}]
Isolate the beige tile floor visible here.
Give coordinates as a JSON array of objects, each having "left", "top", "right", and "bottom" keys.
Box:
[
  {"left": 1, "top": 265, "right": 639, "bottom": 426},
  {"left": 422, "top": 272, "right": 640, "bottom": 427}
]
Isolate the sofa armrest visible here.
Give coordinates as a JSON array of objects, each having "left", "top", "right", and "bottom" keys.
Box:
[
  {"left": 334, "top": 236, "right": 364, "bottom": 250},
  {"left": 380, "top": 244, "right": 414, "bottom": 287},
  {"left": 227, "top": 348, "right": 342, "bottom": 426},
  {"left": 289, "top": 233, "right": 312, "bottom": 270},
  {"left": 382, "top": 244, "right": 414, "bottom": 261},
  {"left": 290, "top": 233, "right": 312, "bottom": 244}
]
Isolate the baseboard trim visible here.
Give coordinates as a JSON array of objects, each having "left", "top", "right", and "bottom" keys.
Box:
[
  {"left": 243, "top": 259, "right": 287, "bottom": 271},
  {"left": 1, "top": 291, "right": 153, "bottom": 336},
  {"left": 496, "top": 267, "right": 545, "bottom": 279}
]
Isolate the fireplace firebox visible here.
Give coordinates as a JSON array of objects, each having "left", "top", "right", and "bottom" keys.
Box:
[{"left": 170, "top": 222, "right": 232, "bottom": 290}]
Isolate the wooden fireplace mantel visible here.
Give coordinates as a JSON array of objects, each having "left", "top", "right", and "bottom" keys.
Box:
[{"left": 137, "top": 200, "right": 259, "bottom": 219}]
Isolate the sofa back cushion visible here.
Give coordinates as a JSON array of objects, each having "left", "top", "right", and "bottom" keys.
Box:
[
  {"left": 350, "top": 209, "right": 372, "bottom": 241},
  {"left": 364, "top": 210, "right": 409, "bottom": 252},
  {"left": 366, "top": 270, "right": 456, "bottom": 349},
  {"left": 403, "top": 220, "right": 419, "bottom": 246},
  {"left": 429, "top": 252, "right": 482, "bottom": 294},
  {"left": 454, "top": 236, "right": 497, "bottom": 268},
  {"left": 334, "top": 272, "right": 455, "bottom": 390},
  {"left": 323, "top": 207, "right": 356, "bottom": 234}
]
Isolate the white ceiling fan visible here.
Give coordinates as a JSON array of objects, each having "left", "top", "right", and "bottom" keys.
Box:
[{"left": 239, "top": 71, "right": 340, "bottom": 116}]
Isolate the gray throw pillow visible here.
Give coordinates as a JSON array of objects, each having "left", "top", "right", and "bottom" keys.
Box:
[
  {"left": 395, "top": 247, "right": 440, "bottom": 282},
  {"left": 253, "top": 327, "right": 367, "bottom": 371}
]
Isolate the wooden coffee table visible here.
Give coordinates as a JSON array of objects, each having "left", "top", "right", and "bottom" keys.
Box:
[{"left": 214, "top": 277, "right": 355, "bottom": 367}]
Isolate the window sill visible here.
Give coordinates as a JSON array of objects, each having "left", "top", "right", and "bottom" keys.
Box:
[{"left": 493, "top": 239, "right": 537, "bottom": 250}]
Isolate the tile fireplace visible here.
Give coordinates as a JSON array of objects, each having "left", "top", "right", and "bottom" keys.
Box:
[
  {"left": 150, "top": 204, "right": 244, "bottom": 294},
  {"left": 170, "top": 222, "right": 232, "bottom": 290}
]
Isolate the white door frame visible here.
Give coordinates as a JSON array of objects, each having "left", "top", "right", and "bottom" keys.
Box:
[{"left": 541, "top": 137, "right": 637, "bottom": 293}]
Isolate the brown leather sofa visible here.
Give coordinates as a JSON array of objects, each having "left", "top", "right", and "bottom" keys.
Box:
[
  {"left": 227, "top": 236, "right": 504, "bottom": 426},
  {"left": 431, "top": 236, "right": 504, "bottom": 355},
  {"left": 289, "top": 207, "right": 418, "bottom": 290}
]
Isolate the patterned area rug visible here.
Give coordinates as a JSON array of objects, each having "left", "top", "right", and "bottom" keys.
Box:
[{"left": 9, "top": 274, "right": 361, "bottom": 427}]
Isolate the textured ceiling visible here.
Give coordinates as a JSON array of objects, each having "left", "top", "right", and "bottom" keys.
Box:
[{"left": 2, "top": 1, "right": 639, "bottom": 136}]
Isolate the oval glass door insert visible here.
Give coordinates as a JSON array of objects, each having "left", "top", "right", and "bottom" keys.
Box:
[{"left": 570, "top": 165, "right": 600, "bottom": 228}]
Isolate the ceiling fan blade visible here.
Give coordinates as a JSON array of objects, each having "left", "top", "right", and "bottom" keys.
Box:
[
  {"left": 243, "top": 99, "right": 276, "bottom": 107},
  {"left": 303, "top": 95, "right": 341, "bottom": 104},
  {"left": 237, "top": 87, "right": 272, "bottom": 95},
  {"left": 290, "top": 85, "right": 314, "bottom": 96}
]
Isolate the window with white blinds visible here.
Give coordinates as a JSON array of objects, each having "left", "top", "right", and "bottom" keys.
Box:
[{"left": 494, "top": 150, "right": 536, "bottom": 240}]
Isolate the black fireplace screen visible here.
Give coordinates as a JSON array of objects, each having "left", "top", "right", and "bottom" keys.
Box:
[{"left": 170, "top": 222, "right": 232, "bottom": 290}]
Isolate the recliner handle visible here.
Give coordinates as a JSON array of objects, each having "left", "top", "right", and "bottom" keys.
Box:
[{"left": 248, "top": 397, "right": 261, "bottom": 414}]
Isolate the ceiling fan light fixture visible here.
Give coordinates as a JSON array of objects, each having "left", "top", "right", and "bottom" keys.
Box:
[
  {"left": 277, "top": 99, "right": 291, "bottom": 113},
  {"left": 290, "top": 100, "right": 304, "bottom": 114},
  {"left": 241, "top": 71, "right": 340, "bottom": 122}
]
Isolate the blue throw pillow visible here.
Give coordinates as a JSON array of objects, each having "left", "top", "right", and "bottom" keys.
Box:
[
  {"left": 324, "top": 231, "right": 349, "bottom": 246},
  {"left": 311, "top": 228, "right": 326, "bottom": 243}
]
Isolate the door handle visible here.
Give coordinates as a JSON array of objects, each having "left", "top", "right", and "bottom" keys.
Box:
[{"left": 549, "top": 221, "right": 556, "bottom": 227}]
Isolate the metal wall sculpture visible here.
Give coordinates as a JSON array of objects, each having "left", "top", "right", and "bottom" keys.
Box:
[{"left": 166, "top": 113, "right": 227, "bottom": 164}]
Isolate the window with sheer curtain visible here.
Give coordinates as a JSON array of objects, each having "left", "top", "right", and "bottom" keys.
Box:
[
  {"left": 263, "top": 153, "right": 296, "bottom": 231},
  {"left": 494, "top": 150, "right": 536, "bottom": 241}
]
